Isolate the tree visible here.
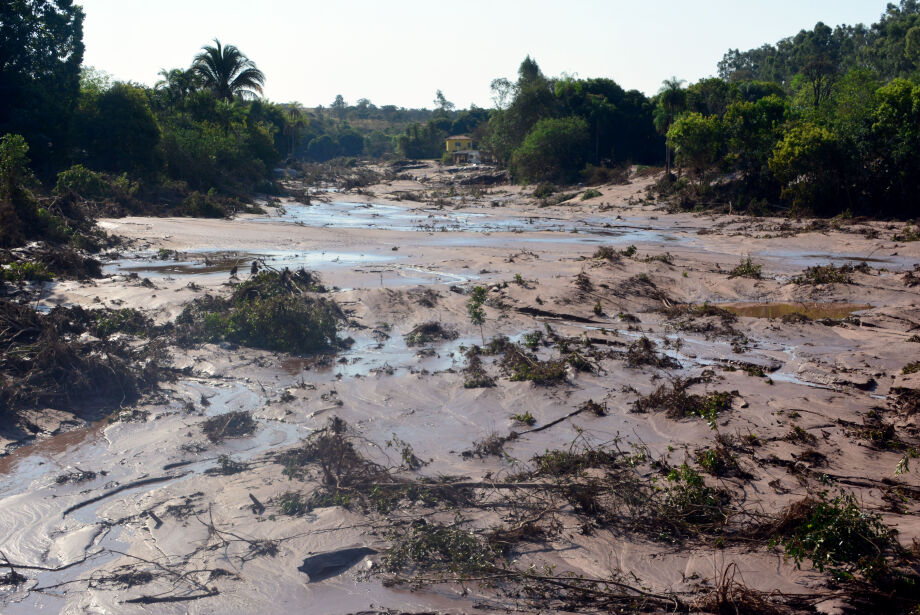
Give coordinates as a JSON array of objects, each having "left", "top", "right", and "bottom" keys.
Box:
[
  {"left": 655, "top": 78, "right": 686, "bottom": 175},
  {"left": 0, "top": 0, "right": 85, "bottom": 176},
  {"left": 154, "top": 67, "right": 200, "bottom": 106},
  {"left": 666, "top": 112, "right": 722, "bottom": 187},
  {"left": 467, "top": 286, "right": 487, "bottom": 345},
  {"left": 78, "top": 83, "right": 161, "bottom": 176},
  {"left": 511, "top": 116, "right": 590, "bottom": 184},
  {"left": 723, "top": 95, "right": 788, "bottom": 186},
  {"left": 434, "top": 90, "right": 455, "bottom": 113},
  {"left": 192, "top": 39, "right": 265, "bottom": 101},
  {"left": 332, "top": 95, "right": 347, "bottom": 120},
  {"left": 769, "top": 123, "right": 845, "bottom": 212}
]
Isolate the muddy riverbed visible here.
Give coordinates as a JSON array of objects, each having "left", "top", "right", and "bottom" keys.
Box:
[{"left": 2, "top": 163, "right": 920, "bottom": 614}]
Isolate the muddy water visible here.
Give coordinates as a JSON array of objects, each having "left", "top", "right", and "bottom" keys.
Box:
[{"left": 721, "top": 301, "right": 872, "bottom": 320}]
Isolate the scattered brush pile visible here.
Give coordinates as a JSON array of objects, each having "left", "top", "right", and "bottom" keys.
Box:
[
  {"left": 0, "top": 301, "right": 161, "bottom": 423},
  {"left": 404, "top": 321, "right": 458, "bottom": 346},
  {"left": 625, "top": 336, "right": 680, "bottom": 369},
  {"left": 661, "top": 303, "right": 741, "bottom": 341},
  {"left": 792, "top": 262, "right": 868, "bottom": 285},
  {"left": 632, "top": 377, "right": 735, "bottom": 427},
  {"left": 498, "top": 343, "right": 567, "bottom": 385},
  {"left": 175, "top": 268, "right": 346, "bottom": 355}
]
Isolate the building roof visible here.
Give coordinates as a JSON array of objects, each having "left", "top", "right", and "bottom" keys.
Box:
[{"left": 446, "top": 135, "right": 472, "bottom": 140}]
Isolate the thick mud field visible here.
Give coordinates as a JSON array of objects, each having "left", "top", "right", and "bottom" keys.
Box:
[{"left": 2, "top": 163, "right": 920, "bottom": 614}]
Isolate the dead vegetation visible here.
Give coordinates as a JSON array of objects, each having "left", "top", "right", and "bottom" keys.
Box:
[
  {"left": 0, "top": 300, "right": 162, "bottom": 422},
  {"left": 202, "top": 411, "right": 257, "bottom": 443},
  {"left": 404, "top": 321, "right": 458, "bottom": 346},
  {"left": 632, "top": 377, "right": 735, "bottom": 427}
]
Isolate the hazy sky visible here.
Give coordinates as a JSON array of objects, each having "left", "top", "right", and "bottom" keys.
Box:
[{"left": 79, "top": 0, "right": 887, "bottom": 109}]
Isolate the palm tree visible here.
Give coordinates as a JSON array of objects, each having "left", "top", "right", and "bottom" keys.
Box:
[
  {"left": 655, "top": 77, "right": 686, "bottom": 176},
  {"left": 284, "top": 103, "right": 305, "bottom": 157},
  {"left": 192, "top": 39, "right": 265, "bottom": 101},
  {"left": 154, "top": 67, "right": 200, "bottom": 105}
]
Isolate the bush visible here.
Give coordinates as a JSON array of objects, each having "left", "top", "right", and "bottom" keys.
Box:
[
  {"left": 54, "top": 165, "right": 138, "bottom": 202},
  {"left": 511, "top": 117, "right": 590, "bottom": 184},
  {"left": 779, "top": 492, "right": 896, "bottom": 578},
  {"left": 581, "top": 188, "right": 602, "bottom": 200},
  {"left": 176, "top": 269, "right": 343, "bottom": 354}
]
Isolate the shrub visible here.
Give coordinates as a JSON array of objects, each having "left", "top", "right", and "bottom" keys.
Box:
[
  {"left": 581, "top": 188, "right": 602, "bottom": 200},
  {"left": 728, "top": 256, "right": 762, "bottom": 279},
  {"left": 176, "top": 269, "right": 343, "bottom": 354},
  {"left": 511, "top": 117, "right": 590, "bottom": 184},
  {"left": 779, "top": 492, "right": 896, "bottom": 578}
]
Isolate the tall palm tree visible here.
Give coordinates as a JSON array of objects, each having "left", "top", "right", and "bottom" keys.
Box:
[
  {"left": 655, "top": 77, "right": 686, "bottom": 176},
  {"left": 192, "top": 39, "right": 265, "bottom": 101}
]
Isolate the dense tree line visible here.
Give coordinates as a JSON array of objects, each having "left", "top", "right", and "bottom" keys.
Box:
[
  {"left": 484, "top": 57, "right": 661, "bottom": 183},
  {"left": 665, "top": 1, "right": 920, "bottom": 216}
]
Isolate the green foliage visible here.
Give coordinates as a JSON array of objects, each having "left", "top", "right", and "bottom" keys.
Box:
[
  {"left": 382, "top": 522, "right": 497, "bottom": 574},
  {"left": 780, "top": 492, "right": 896, "bottom": 578},
  {"left": 791, "top": 263, "right": 858, "bottom": 285},
  {"left": 1, "top": 261, "right": 53, "bottom": 282},
  {"left": 177, "top": 270, "right": 343, "bottom": 354},
  {"left": 0, "top": 0, "right": 85, "bottom": 175},
  {"left": 663, "top": 464, "right": 730, "bottom": 527},
  {"left": 511, "top": 411, "right": 536, "bottom": 426},
  {"left": 192, "top": 39, "right": 265, "bottom": 101},
  {"left": 581, "top": 188, "right": 602, "bottom": 200},
  {"left": 903, "top": 361, "right": 920, "bottom": 375},
  {"left": 511, "top": 116, "right": 590, "bottom": 184},
  {"left": 55, "top": 164, "right": 137, "bottom": 201},
  {"left": 667, "top": 112, "right": 722, "bottom": 185},
  {"left": 76, "top": 83, "right": 161, "bottom": 176},
  {"left": 93, "top": 308, "right": 151, "bottom": 338},
  {"left": 728, "top": 256, "right": 762, "bottom": 279}
]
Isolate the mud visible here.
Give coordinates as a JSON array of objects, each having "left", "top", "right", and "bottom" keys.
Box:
[{"left": 2, "top": 162, "right": 920, "bottom": 614}]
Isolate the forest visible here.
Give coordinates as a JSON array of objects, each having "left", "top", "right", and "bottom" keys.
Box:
[{"left": 2, "top": 0, "right": 920, "bottom": 250}]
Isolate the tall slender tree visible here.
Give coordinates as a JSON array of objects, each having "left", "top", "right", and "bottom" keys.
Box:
[
  {"left": 192, "top": 39, "right": 265, "bottom": 101},
  {"left": 654, "top": 77, "right": 686, "bottom": 175}
]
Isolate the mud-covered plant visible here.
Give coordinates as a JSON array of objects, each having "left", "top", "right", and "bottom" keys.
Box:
[
  {"left": 462, "top": 354, "right": 495, "bottom": 388},
  {"left": 728, "top": 255, "right": 762, "bottom": 279},
  {"left": 902, "top": 361, "right": 920, "bottom": 375},
  {"left": 779, "top": 492, "right": 896, "bottom": 578},
  {"left": 467, "top": 285, "right": 487, "bottom": 345},
  {"left": 511, "top": 411, "right": 536, "bottom": 426},
  {"left": 662, "top": 464, "right": 730, "bottom": 529},
  {"left": 626, "top": 337, "right": 680, "bottom": 369},
  {"left": 632, "top": 378, "right": 734, "bottom": 428},
  {"left": 792, "top": 263, "right": 864, "bottom": 285},
  {"left": 278, "top": 492, "right": 309, "bottom": 516},
  {"left": 381, "top": 521, "right": 498, "bottom": 575},
  {"left": 404, "top": 321, "right": 458, "bottom": 346},
  {"left": 94, "top": 307, "right": 152, "bottom": 338},
  {"left": 175, "top": 268, "right": 343, "bottom": 354}
]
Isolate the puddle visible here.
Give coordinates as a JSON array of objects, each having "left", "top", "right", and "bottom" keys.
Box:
[
  {"left": 721, "top": 302, "right": 871, "bottom": 320},
  {"left": 104, "top": 248, "right": 400, "bottom": 279}
]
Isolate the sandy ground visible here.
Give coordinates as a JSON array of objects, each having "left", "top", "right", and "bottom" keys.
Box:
[{"left": 1, "top": 162, "right": 919, "bottom": 613}]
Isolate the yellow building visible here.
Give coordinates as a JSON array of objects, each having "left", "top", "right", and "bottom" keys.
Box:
[{"left": 445, "top": 135, "right": 473, "bottom": 152}]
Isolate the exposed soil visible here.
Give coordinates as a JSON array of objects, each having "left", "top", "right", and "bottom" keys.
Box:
[{"left": 1, "top": 162, "right": 920, "bottom": 614}]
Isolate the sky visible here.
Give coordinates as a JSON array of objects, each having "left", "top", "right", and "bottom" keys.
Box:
[{"left": 79, "top": 0, "right": 888, "bottom": 109}]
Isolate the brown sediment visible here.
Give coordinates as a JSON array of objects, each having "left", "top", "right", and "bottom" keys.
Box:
[
  {"left": 720, "top": 301, "right": 872, "bottom": 320},
  {"left": 2, "top": 162, "right": 920, "bottom": 614}
]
